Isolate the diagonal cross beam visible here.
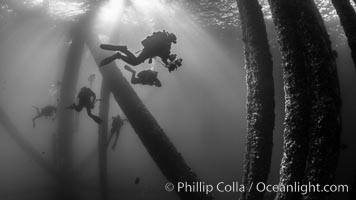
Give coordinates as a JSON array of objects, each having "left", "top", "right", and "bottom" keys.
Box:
[
  {"left": 0, "top": 107, "right": 59, "bottom": 178},
  {"left": 0, "top": 107, "right": 99, "bottom": 193}
]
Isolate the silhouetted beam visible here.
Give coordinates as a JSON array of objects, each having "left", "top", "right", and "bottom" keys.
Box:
[
  {"left": 97, "top": 23, "right": 122, "bottom": 200},
  {"left": 331, "top": 0, "right": 356, "bottom": 69},
  {"left": 237, "top": 1, "right": 275, "bottom": 200},
  {"left": 84, "top": 33, "right": 213, "bottom": 200},
  {"left": 0, "top": 107, "right": 95, "bottom": 194},
  {"left": 55, "top": 21, "right": 86, "bottom": 200},
  {"left": 0, "top": 107, "right": 58, "bottom": 177},
  {"left": 98, "top": 81, "right": 110, "bottom": 200}
]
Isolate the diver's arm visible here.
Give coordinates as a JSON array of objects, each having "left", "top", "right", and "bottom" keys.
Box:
[
  {"left": 93, "top": 93, "right": 97, "bottom": 103},
  {"left": 91, "top": 92, "right": 97, "bottom": 105},
  {"left": 160, "top": 56, "right": 169, "bottom": 66}
]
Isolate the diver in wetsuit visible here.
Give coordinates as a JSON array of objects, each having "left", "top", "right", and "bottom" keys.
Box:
[
  {"left": 107, "top": 114, "right": 127, "bottom": 150},
  {"left": 100, "top": 30, "right": 183, "bottom": 72},
  {"left": 67, "top": 87, "right": 102, "bottom": 124},
  {"left": 32, "top": 105, "right": 57, "bottom": 128},
  {"left": 124, "top": 65, "right": 162, "bottom": 87}
]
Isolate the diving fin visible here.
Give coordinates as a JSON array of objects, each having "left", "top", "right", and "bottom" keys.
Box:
[{"left": 100, "top": 44, "right": 127, "bottom": 51}]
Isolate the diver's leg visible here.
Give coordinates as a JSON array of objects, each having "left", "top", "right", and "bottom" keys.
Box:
[
  {"left": 124, "top": 65, "right": 140, "bottom": 84},
  {"left": 112, "top": 131, "right": 120, "bottom": 150},
  {"left": 119, "top": 48, "right": 137, "bottom": 58},
  {"left": 100, "top": 52, "right": 122, "bottom": 66},
  {"left": 100, "top": 48, "right": 145, "bottom": 66},
  {"left": 107, "top": 130, "right": 115, "bottom": 148},
  {"left": 119, "top": 56, "right": 140, "bottom": 66},
  {"left": 32, "top": 115, "right": 41, "bottom": 128},
  {"left": 112, "top": 126, "right": 123, "bottom": 149},
  {"left": 119, "top": 49, "right": 147, "bottom": 66},
  {"left": 86, "top": 107, "right": 102, "bottom": 124},
  {"left": 86, "top": 107, "right": 94, "bottom": 118},
  {"left": 136, "top": 50, "right": 151, "bottom": 63}
]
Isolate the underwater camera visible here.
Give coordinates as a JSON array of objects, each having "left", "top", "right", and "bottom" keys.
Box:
[{"left": 167, "top": 58, "right": 183, "bottom": 72}]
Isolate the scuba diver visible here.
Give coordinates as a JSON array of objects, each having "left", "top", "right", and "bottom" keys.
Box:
[
  {"left": 124, "top": 65, "right": 162, "bottom": 87},
  {"left": 100, "top": 30, "right": 183, "bottom": 71},
  {"left": 67, "top": 87, "right": 102, "bottom": 124},
  {"left": 107, "top": 114, "right": 127, "bottom": 150},
  {"left": 32, "top": 105, "right": 57, "bottom": 128}
]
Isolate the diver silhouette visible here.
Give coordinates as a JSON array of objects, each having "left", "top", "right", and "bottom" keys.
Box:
[
  {"left": 67, "top": 87, "right": 102, "bottom": 124},
  {"left": 100, "top": 30, "right": 183, "bottom": 71},
  {"left": 32, "top": 105, "right": 57, "bottom": 128},
  {"left": 107, "top": 114, "right": 127, "bottom": 150},
  {"left": 124, "top": 65, "right": 162, "bottom": 87}
]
